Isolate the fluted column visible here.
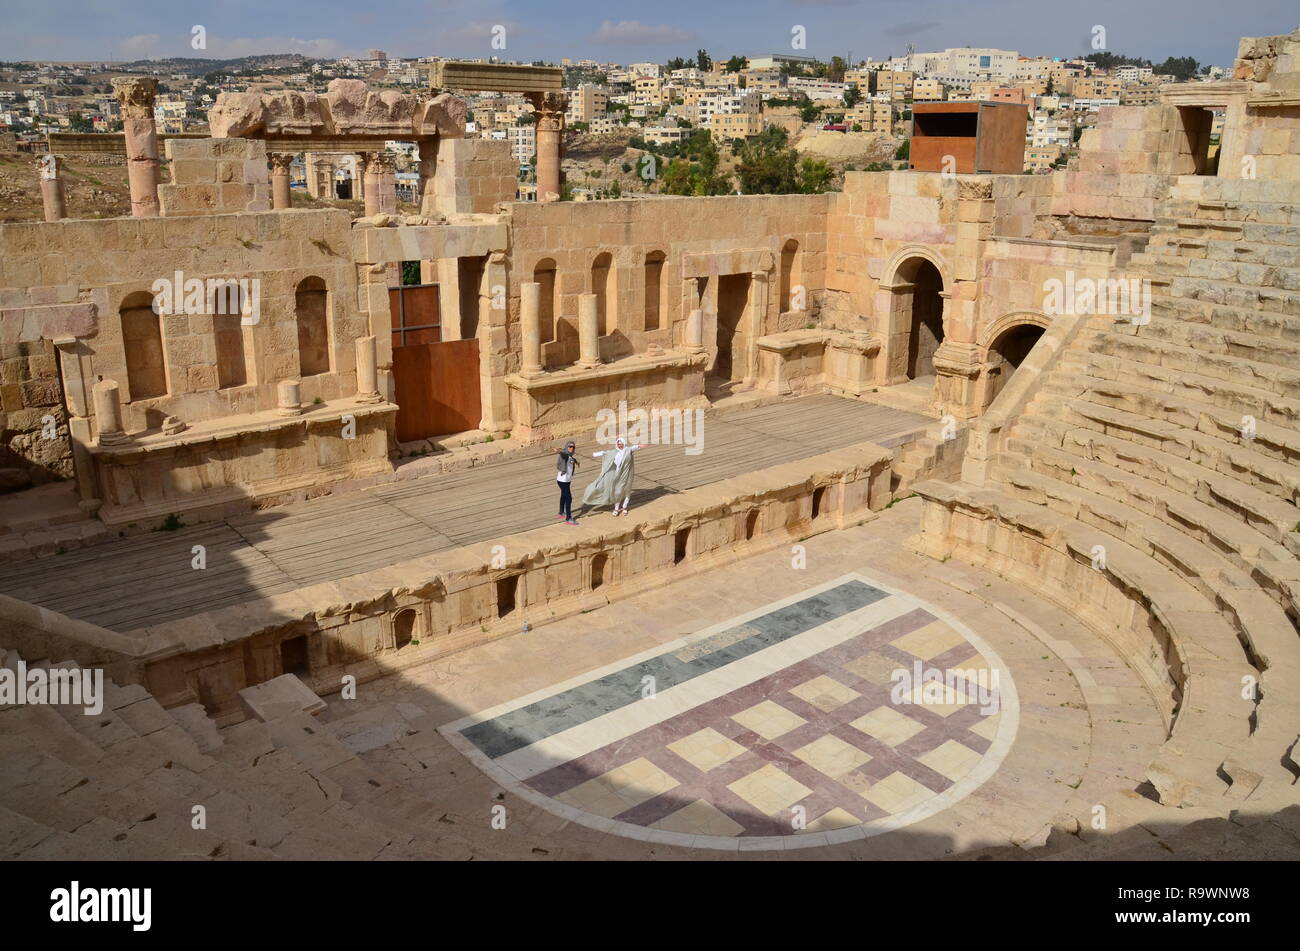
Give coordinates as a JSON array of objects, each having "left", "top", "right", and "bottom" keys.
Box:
[
  {"left": 270, "top": 153, "right": 293, "bottom": 209},
  {"left": 577, "top": 293, "right": 600, "bottom": 368},
  {"left": 520, "top": 281, "right": 543, "bottom": 376},
  {"left": 529, "top": 91, "right": 566, "bottom": 203},
  {"left": 39, "top": 154, "right": 67, "bottom": 221},
  {"left": 112, "top": 77, "right": 160, "bottom": 217}
]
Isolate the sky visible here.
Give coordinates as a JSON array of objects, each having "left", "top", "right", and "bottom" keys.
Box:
[{"left": 0, "top": 0, "right": 1294, "bottom": 68}]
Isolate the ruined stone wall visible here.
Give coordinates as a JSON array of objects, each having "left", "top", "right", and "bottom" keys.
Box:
[
  {"left": 433, "top": 138, "right": 518, "bottom": 215},
  {"left": 1057, "top": 105, "right": 1179, "bottom": 224},
  {"left": 0, "top": 336, "right": 70, "bottom": 490},
  {"left": 506, "top": 193, "right": 830, "bottom": 372},
  {"left": 0, "top": 207, "right": 366, "bottom": 436}
]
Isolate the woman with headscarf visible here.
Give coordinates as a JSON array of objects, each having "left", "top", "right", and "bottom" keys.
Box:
[
  {"left": 555, "top": 440, "right": 580, "bottom": 524},
  {"left": 582, "top": 436, "right": 641, "bottom": 516}
]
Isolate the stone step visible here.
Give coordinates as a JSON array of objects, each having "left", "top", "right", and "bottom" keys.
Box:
[
  {"left": 1156, "top": 217, "right": 1300, "bottom": 248},
  {"left": 1064, "top": 348, "right": 1300, "bottom": 440},
  {"left": 1047, "top": 372, "right": 1300, "bottom": 503},
  {"left": 916, "top": 481, "right": 1256, "bottom": 805},
  {"left": 1140, "top": 253, "right": 1300, "bottom": 292},
  {"left": 1006, "top": 435, "right": 1290, "bottom": 586},
  {"left": 1159, "top": 198, "right": 1300, "bottom": 226},
  {"left": 1163, "top": 273, "right": 1300, "bottom": 317},
  {"left": 1135, "top": 314, "right": 1300, "bottom": 371},
  {"left": 1024, "top": 397, "right": 1299, "bottom": 542},
  {"left": 1093, "top": 330, "right": 1300, "bottom": 400},
  {"left": 989, "top": 469, "right": 1297, "bottom": 775},
  {"left": 1146, "top": 235, "right": 1300, "bottom": 268},
  {"left": 1150, "top": 294, "right": 1300, "bottom": 341}
]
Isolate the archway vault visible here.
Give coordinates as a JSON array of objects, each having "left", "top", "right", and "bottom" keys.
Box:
[{"left": 978, "top": 311, "right": 1051, "bottom": 357}]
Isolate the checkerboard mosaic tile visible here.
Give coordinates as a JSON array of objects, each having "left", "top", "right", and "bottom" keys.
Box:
[{"left": 440, "top": 573, "right": 1017, "bottom": 850}]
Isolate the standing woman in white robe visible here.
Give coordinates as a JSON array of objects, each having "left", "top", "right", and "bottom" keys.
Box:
[{"left": 581, "top": 436, "right": 641, "bottom": 516}]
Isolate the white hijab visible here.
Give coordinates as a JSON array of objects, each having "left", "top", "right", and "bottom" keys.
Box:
[{"left": 614, "top": 436, "right": 627, "bottom": 468}]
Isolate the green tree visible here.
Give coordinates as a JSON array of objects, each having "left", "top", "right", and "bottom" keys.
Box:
[
  {"left": 696, "top": 49, "right": 712, "bottom": 71},
  {"left": 827, "top": 56, "right": 847, "bottom": 83},
  {"left": 798, "top": 157, "right": 834, "bottom": 194},
  {"left": 736, "top": 126, "right": 798, "bottom": 194},
  {"left": 724, "top": 55, "right": 747, "bottom": 73},
  {"left": 895, "top": 139, "right": 910, "bottom": 161},
  {"left": 843, "top": 85, "right": 863, "bottom": 109}
]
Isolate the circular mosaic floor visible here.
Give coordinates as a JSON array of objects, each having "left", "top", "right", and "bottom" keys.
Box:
[{"left": 439, "top": 572, "right": 1019, "bottom": 850}]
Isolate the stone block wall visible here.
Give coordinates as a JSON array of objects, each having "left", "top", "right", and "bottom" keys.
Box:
[
  {"left": 433, "top": 137, "right": 518, "bottom": 215},
  {"left": 508, "top": 193, "right": 829, "bottom": 371},
  {"left": 137, "top": 439, "right": 892, "bottom": 721},
  {"left": 160, "top": 138, "right": 271, "bottom": 217},
  {"left": 0, "top": 337, "right": 69, "bottom": 490}
]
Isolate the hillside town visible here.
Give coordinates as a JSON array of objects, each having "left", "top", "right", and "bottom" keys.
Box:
[{"left": 1, "top": 43, "right": 1229, "bottom": 217}]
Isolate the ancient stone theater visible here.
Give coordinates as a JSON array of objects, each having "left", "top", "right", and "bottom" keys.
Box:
[{"left": 0, "top": 32, "right": 1297, "bottom": 860}]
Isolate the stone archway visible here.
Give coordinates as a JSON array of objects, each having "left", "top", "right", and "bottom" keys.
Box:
[
  {"left": 977, "top": 312, "right": 1050, "bottom": 410},
  {"left": 878, "top": 247, "right": 952, "bottom": 389}
]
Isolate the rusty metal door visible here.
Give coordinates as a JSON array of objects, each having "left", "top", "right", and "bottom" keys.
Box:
[{"left": 389, "top": 284, "right": 482, "bottom": 440}]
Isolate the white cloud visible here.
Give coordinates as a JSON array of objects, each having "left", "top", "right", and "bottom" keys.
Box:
[
  {"left": 118, "top": 34, "right": 162, "bottom": 58},
  {"left": 591, "top": 20, "right": 695, "bottom": 46}
]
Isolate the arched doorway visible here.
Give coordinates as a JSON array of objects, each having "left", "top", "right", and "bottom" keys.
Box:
[
  {"left": 904, "top": 259, "right": 945, "bottom": 380},
  {"left": 984, "top": 322, "right": 1046, "bottom": 406}
]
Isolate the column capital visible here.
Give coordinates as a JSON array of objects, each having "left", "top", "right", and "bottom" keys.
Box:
[
  {"left": 112, "top": 77, "right": 159, "bottom": 117},
  {"left": 371, "top": 151, "right": 396, "bottom": 172},
  {"left": 527, "top": 91, "right": 567, "bottom": 129},
  {"left": 269, "top": 152, "right": 294, "bottom": 172}
]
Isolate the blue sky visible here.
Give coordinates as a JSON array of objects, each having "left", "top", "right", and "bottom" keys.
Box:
[{"left": 1, "top": 0, "right": 1293, "bottom": 67}]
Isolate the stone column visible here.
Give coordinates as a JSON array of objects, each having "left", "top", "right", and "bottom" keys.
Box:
[
  {"left": 371, "top": 153, "right": 397, "bottom": 215},
  {"left": 684, "top": 307, "right": 705, "bottom": 353},
  {"left": 417, "top": 140, "right": 438, "bottom": 217},
  {"left": 356, "top": 336, "right": 383, "bottom": 403},
  {"left": 361, "top": 153, "right": 381, "bottom": 216},
  {"left": 38, "top": 154, "right": 67, "bottom": 221},
  {"left": 53, "top": 337, "right": 99, "bottom": 511},
  {"left": 529, "top": 91, "right": 566, "bottom": 203},
  {"left": 520, "top": 281, "right": 543, "bottom": 376},
  {"left": 276, "top": 379, "right": 303, "bottom": 416},
  {"left": 477, "top": 250, "right": 512, "bottom": 434},
  {"left": 270, "top": 153, "right": 294, "bottom": 209},
  {"left": 92, "top": 378, "right": 130, "bottom": 446},
  {"left": 112, "top": 77, "right": 160, "bottom": 218},
  {"left": 745, "top": 270, "right": 769, "bottom": 386},
  {"left": 354, "top": 153, "right": 368, "bottom": 201},
  {"left": 577, "top": 293, "right": 601, "bottom": 368}
]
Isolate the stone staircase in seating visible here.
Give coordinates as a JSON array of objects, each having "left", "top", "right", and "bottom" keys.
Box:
[
  {"left": 914, "top": 176, "right": 1300, "bottom": 848},
  {"left": 0, "top": 646, "right": 567, "bottom": 860}
]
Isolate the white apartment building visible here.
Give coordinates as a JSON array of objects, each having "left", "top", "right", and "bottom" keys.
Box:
[
  {"left": 786, "top": 77, "right": 848, "bottom": 101},
  {"left": 505, "top": 126, "right": 533, "bottom": 164},
  {"left": 1030, "top": 114, "right": 1074, "bottom": 148},
  {"left": 696, "top": 90, "right": 761, "bottom": 127},
  {"left": 888, "top": 47, "right": 1018, "bottom": 81},
  {"left": 1116, "top": 65, "right": 1154, "bottom": 81},
  {"left": 628, "top": 62, "right": 662, "bottom": 79}
]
